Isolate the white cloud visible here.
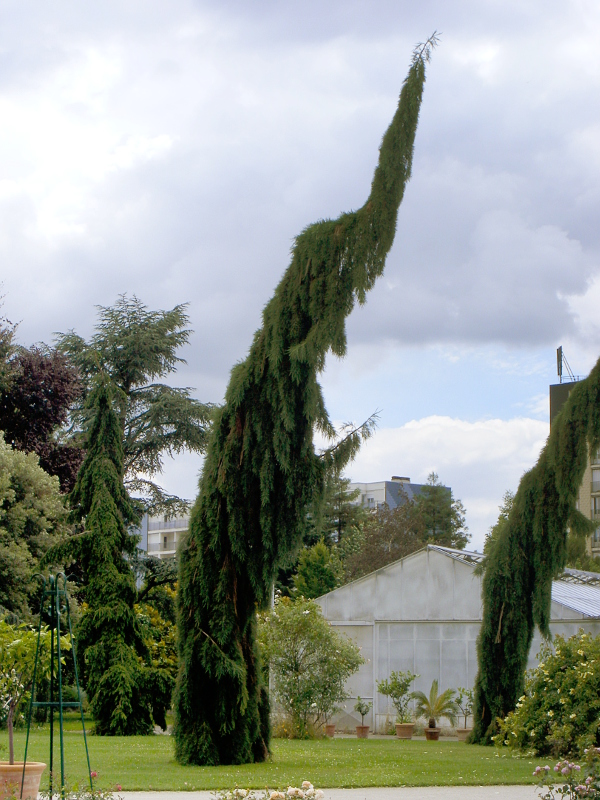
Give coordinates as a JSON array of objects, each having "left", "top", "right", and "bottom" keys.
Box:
[{"left": 344, "top": 414, "right": 548, "bottom": 550}]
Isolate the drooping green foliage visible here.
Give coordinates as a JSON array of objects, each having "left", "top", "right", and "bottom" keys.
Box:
[
  {"left": 471, "top": 360, "right": 600, "bottom": 744},
  {"left": 55, "top": 377, "right": 173, "bottom": 734},
  {"left": 175, "top": 36, "right": 437, "bottom": 766},
  {"left": 57, "top": 295, "right": 213, "bottom": 515}
]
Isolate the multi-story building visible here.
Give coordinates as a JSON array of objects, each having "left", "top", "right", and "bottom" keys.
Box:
[
  {"left": 144, "top": 513, "right": 190, "bottom": 559},
  {"left": 550, "top": 379, "right": 600, "bottom": 558},
  {"left": 348, "top": 475, "right": 442, "bottom": 510}
]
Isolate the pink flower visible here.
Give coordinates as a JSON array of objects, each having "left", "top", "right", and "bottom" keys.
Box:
[
  {"left": 115, "top": 785, "right": 122, "bottom": 791},
  {"left": 90, "top": 772, "right": 98, "bottom": 779}
]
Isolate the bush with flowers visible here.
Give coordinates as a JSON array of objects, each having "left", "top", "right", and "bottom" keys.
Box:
[
  {"left": 213, "top": 781, "right": 324, "bottom": 800},
  {"left": 535, "top": 747, "right": 600, "bottom": 799},
  {"left": 495, "top": 630, "right": 600, "bottom": 756}
]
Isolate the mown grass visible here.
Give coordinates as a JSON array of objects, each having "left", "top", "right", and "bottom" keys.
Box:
[{"left": 0, "top": 726, "right": 539, "bottom": 791}]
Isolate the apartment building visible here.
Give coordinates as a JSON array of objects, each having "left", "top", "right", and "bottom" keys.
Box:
[
  {"left": 145, "top": 514, "right": 190, "bottom": 559},
  {"left": 349, "top": 475, "right": 442, "bottom": 510}
]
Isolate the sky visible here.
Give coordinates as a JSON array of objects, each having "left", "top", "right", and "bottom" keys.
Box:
[{"left": 1, "top": 0, "right": 600, "bottom": 550}]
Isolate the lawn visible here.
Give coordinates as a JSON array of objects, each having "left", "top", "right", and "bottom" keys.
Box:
[{"left": 1, "top": 727, "right": 540, "bottom": 790}]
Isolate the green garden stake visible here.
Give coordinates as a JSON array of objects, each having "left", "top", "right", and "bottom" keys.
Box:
[{"left": 21, "top": 574, "right": 93, "bottom": 797}]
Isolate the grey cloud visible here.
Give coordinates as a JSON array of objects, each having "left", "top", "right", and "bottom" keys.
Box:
[{"left": 1, "top": 0, "right": 599, "bottom": 401}]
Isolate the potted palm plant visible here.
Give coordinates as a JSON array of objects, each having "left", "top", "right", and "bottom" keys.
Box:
[
  {"left": 455, "top": 687, "right": 474, "bottom": 741},
  {"left": 376, "top": 670, "right": 418, "bottom": 739},
  {"left": 0, "top": 620, "right": 68, "bottom": 800},
  {"left": 410, "top": 679, "right": 458, "bottom": 741},
  {"left": 353, "top": 697, "right": 372, "bottom": 738}
]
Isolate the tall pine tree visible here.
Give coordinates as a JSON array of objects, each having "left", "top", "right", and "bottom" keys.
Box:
[
  {"left": 471, "top": 359, "right": 600, "bottom": 743},
  {"left": 53, "top": 376, "right": 173, "bottom": 734},
  {"left": 175, "top": 36, "right": 437, "bottom": 766},
  {"left": 57, "top": 296, "right": 212, "bottom": 515}
]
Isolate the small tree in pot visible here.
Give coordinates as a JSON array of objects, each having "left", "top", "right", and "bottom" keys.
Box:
[
  {"left": 354, "top": 697, "right": 372, "bottom": 738},
  {"left": 411, "top": 679, "right": 458, "bottom": 741},
  {"left": 455, "top": 687, "right": 474, "bottom": 741},
  {"left": 377, "top": 670, "right": 419, "bottom": 739}
]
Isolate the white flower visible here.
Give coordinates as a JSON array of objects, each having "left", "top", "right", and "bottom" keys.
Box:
[{"left": 301, "top": 783, "right": 313, "bottom": 791}]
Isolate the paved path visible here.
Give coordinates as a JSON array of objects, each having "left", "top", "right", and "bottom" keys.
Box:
[{"left": 122, "top": 788, "right": 541, "bottom": 800}]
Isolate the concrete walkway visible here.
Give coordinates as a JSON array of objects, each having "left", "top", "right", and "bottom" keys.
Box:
[{"left": 122, "top": 788, "right": 541, "bottom": 800}]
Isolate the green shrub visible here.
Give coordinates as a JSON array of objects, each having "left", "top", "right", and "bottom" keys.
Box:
[
  {"left": 377, "top": 670, "right": 418, "bottom": 723},
  {"left": 259, "top": 597, "right": 363, "bottom": 738},
  {"left": 495, "top": 630, "right": 600, "bottom": 756}
]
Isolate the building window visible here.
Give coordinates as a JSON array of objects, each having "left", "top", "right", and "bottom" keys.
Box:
[{"left": 163, "top": 535, "right": 167, "bottom": 548}]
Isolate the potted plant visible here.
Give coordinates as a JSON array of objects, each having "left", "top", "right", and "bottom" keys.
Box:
[
  {"left": 455, "top": 687, "right": 474, "bottom": 741},
  {"left": 377, "top": 670, "right": 419, "bottom": 739},
  {"left": 0, "top": 620, "right": 68, "bottom": 800},
  {"left": 353, "top": 697, "right": 372, "bottom": 738},
  {"left": 410, "top": 679, "right": 458, "bottom": 741}
]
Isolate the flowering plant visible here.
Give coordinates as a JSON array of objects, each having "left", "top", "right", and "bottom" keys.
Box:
[
  {"left": 39, "top": 787, "right": 120, "bottom": 800},
  {"left": 213, "top": 781, "right": 324, "bottom": 800},
  {"left": 535, "top": 747, "right": 600, "bottom": 798},
  {"left": 495, "top": 631, "right": 600, "bottom": 756}
]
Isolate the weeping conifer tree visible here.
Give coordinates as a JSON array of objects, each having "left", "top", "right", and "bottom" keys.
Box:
[
  {"left": 175, "top": 35, "right": 438, "bottom": 766},
  {"left": 55, "top": 376, "right": 173, "bottom": 734},
  {"left": 471, "top": 359, "right": 600, "bottom": 743}
]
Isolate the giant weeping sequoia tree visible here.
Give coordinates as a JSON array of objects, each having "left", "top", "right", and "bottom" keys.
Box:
[
  {"left": 175, "top": 35, "right": 438, "bottom": 766},
  {"left": 471, "top": 360, "right": 600, "bottom": 744}
]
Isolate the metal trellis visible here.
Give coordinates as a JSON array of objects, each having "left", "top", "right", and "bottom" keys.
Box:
[{"left": 21, "top": 573, "right": 93, "bottom": 797}]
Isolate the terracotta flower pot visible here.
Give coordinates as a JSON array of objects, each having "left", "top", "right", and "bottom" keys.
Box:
[
  {"left": 456, "top": 727, "right": 472, "bottom": 742},
  {"left": 356, "top": 725, "right": 370, "bottom": 739},
  {"left": 0, "top": 762, "right": 46, "bottom": 800},
  {"left": 424, "top": 727, "right": 440, "bottom": 741},
  {"left": 395, "top": 722, "right": 414, "bottom": 739},
  {"left": 325, "top": 723, "right": 336, "bottom": 738}
]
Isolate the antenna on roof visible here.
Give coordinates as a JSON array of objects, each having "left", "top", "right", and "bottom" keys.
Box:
[{"left": 557, "top": 346, "right": 578, "bottom": 384}]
